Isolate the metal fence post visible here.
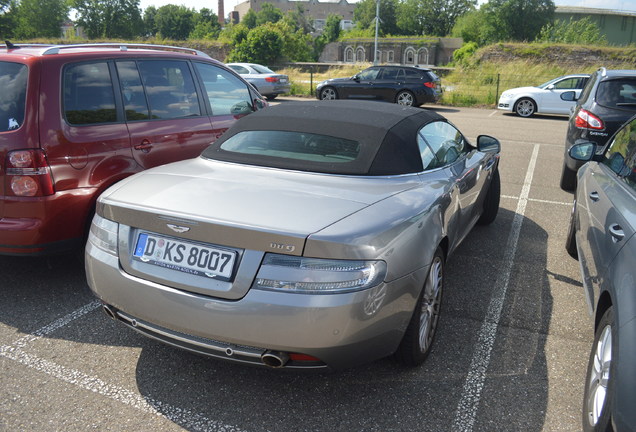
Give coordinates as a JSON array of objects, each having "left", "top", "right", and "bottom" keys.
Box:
[
  {"left": 310, "top": 67, "right": 314, "bottom": 96},
  {"left": 496, "top": 73, "right": 500, "bottom": 105}
]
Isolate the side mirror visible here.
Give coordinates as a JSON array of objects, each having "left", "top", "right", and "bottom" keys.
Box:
[
  {"left": 352, "top": 74, "right": 360, "bottom": 82},
  {"left": 230, "top": 101, "right": 253, "bottom": 115},
  {"left": 568, "top": 141, "right": 597, "bottom": 162},
  {"left": 547, "top": 84, "right": 555, "bottom": 90},
  {"left": 477, "top": 135, "right": 500, "bottom": 153},
  {"left": 253, "top": 98, "right": 267, "bottom": 110},
  {"left": 561, "top": 91, "right": 577, "bottom": 102}
]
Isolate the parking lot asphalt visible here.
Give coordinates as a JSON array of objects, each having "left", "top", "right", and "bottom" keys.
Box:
[{"left": 0, "top": 102, "right": 591, "bottom": 432}]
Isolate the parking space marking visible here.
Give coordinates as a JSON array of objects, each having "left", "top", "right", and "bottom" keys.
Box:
[
  {"left": 502, "top": 195, "right": 571, "bottom": 206},
  {"left": 0, "top": 301, "right": 247, "bottom": 432},
  {"left": 452, "top": 143, "right": 540, "bottom": 432}
]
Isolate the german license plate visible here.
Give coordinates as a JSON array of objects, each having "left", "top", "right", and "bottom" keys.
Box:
[{"left": 133, "top": 233, "right": 236, "bottom": 280}]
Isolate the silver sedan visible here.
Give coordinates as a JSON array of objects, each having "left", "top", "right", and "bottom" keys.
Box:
[
  {"left": 85, "top": 100, "right": 501, "bottom": 370},
  {"left": 226, "top": 63, "right": 290, "bottom": 101}
]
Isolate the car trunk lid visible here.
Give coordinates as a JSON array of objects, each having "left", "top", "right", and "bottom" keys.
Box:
[{"left": 101, "top": 158, "right": 419, "bottom": 299}]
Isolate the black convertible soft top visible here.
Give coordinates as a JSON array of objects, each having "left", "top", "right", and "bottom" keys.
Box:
[{"left": 202, "top": 100, "right": 446, "bottom": 175}]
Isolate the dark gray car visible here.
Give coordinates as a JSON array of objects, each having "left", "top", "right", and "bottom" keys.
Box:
[{"left": 565, "top": 115, "right": 636, "bottom": 432}]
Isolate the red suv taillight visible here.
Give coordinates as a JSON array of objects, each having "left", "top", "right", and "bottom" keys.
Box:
[
  {"left": 424, "top": 82, "right": 436, "bottom": 88},
  {"left": 5, "top": 149, "right": 55, "bottom": 197},
  {"left": 265, "top": 77, "right": 280, "bottom": 83},
  {"left": 575, "top": 109, "right": 605, "bottom": 130}
]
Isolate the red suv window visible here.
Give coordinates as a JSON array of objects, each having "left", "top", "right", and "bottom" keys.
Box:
[
  {"left": 137, "top": 60, "right": 201, "bottom": 119},
  {"left": 0, "top": 61, "right": 27, "bottom": 132},
  {"left": 63, "top": 62, "right": 117, "bottom": 125}
]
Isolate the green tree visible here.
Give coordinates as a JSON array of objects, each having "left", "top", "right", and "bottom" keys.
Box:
[
  {"left": 0, "top": 0, "right": 18, "bottom": 39},
  {"left": 143, "top": 5, "right": 157, "bottom": 36},
  {"left": 353, "top": 0, "right": 399, "bottom": 35},
  {"left": 73, "top": 0, "right": 142, "bottom": 39},
  {"left": 15, "top": 0, "right": 68, "bottom": 38},
  {"left": 482, "top": 0, "right": 555, "bottom": 42},
  {"left": 154, "top": 4, "right": 195, "bottom": 40},
  {"left": 242, "top": 9, "right": 257, "bottom": 29},
  {"left": 190, "top": 7, "right": 220, "bottom": 39},
  {"left": 536, "top": 17, "right": 607, "bottom": 45},
  {"left": 227, "top": 23, "right": 283, "bottom": 64},
  {"left": 397, "top": 0, "right": 476, "bottom": 36},
  {"left": 284, "top": 3, "right": 313, "bottom": 34},
  {"left": 314, "top": 14, "right": 341, "bottom": 59},
  {"left": 255, "top": 2, "right": 283, "bottom": 26},
  {"left": 451, "top": 8, "right": 491, "bottom": 45},
  {"left": 277, "top": 19, "right": 313, "bottom": 61}
]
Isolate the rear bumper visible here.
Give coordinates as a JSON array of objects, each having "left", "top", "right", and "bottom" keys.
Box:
[
  {"left": 86, "top": 242, "right": 425, "bottom": 370},
  {"left": 0, "top": 188, "right": 96, "bottom": 256}
]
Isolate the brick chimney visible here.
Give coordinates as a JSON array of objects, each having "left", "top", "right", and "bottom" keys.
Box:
[{"left": 218, "top": 0, "right": 224, "bottom": 26}]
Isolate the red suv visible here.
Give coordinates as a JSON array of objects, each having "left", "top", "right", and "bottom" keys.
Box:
[{"left": 0, "top": 42, "right": 265, "bottom": 256}]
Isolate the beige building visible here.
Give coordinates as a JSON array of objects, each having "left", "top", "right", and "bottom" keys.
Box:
[{"left": 233, "top": 0, "right": 356, "bottom": 29}]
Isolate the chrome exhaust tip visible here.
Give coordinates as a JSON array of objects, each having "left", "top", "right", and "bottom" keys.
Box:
[
  {"left": 261, "top": 350, "right": 290, "bottom": 368},
  {"left": 102, "top": 304, "right": 117, "bottom": 320}
]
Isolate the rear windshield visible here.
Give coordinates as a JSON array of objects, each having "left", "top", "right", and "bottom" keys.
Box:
[
  {"left": 0, "top": 62, "right": 28, "bottom": 132},
  {"left": 251, "top": 64, "right": 274, "bottom": 74},
  {"left": 202, "top": 130, "right": 367, "bottom": 174},
  {"left": 596, "top": 78, "right": 636, "bottom": 109}
]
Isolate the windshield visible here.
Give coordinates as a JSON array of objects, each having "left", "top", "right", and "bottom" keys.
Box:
[
  {"left": 202, "top": 130, "right": 368, "bottom": 174},
  {"left": 596, "top": 79, "right": 636, "bottom": 109},
  {"left": 251, "top": 64, "right": 275, "bottom": 74},
  {"left": 0, "top": 62, "right": 28, "bottom": 132},
  {"left": 538, "top": 76, "right": 563, "bottom": 89}
]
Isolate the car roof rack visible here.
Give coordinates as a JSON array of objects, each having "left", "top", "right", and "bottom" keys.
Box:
[{"left": 35, "top": 43, "right": 211, "bottom": 58}]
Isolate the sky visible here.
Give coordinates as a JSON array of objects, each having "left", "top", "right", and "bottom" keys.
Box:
[{"left": 138, "top": 0, "right": 636, "bottom": 16}]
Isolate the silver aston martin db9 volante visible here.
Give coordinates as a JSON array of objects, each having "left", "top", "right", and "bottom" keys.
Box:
[{"left": 86, "top": 100, "right": 501, "bottom": 370}]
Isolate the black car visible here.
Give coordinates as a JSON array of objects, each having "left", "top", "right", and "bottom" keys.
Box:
[
  {"left": 560, "top": 68, "right": 636, "bottom": 191},
  {"left": 316, "top": 65, "right": 442, "bottom": 107}
]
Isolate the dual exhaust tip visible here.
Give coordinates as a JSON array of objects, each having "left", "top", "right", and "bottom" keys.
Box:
[{"left": 102, "top": 304, "right": 290, "bottom": 368}]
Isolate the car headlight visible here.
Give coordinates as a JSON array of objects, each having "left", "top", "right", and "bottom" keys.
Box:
[
  {"left": 88, "top": 214, "right": 119, "bottom": 256},
  {"left": 500, "top": 92, "right": 512, "bottom": 99},
  {"left": 253, "top": 253, "right": 386, "bottom": 294}
]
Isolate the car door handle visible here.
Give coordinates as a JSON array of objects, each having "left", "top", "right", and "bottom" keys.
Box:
[
  {"left": 609, "top": 224, "right": 625, "bottom": 243},
  {"left": 134, "top": 141, "right": 153, "bottom": 153},
  {"left": 589, "top": 191, "right": 600, "bottom": 202}
]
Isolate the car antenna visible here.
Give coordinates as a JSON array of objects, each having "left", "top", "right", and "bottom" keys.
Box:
[{"left": 5, "top": 40, "right": 17, "bottom": 49}]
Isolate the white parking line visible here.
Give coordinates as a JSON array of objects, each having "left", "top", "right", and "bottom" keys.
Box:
[
  {"left": 502, "top": 195, "right": 571, "bottom": 206},
  {"left": 451, "top": 143, "right": 540, "bottom": 431},
  {"left": 0, "top": 301, "right": 247, "bottom": 432}
]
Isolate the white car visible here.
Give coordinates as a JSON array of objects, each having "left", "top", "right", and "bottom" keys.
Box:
[
  {"left": 226, "top": 63, "right": 291, "bottom": 101},
  {"left": 498, "top": 74, "right": 589, "bottom": 117}
]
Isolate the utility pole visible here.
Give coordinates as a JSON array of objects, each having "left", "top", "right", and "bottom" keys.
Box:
[{"left": 373, "top": 0, "right": 379, "bottom": 65}]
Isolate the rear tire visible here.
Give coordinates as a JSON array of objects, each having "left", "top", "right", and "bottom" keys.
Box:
[
  {"left": 265, "top": 94, "right": 277, "bottom": 101},
  {"left": 582, "top": 307, "right": 615, "bottom": 432},
  {"left": 478, "top": 168, "right": 500, "bottom": 225},
  {"left": 395, "top": 90, "right": 415, "bottom": 106},
  {"left": 560, "top": 163, "right": 577, "bottom": 191},
  {"left": 395, "top": 247, "right": 444, "bottom": 366}
]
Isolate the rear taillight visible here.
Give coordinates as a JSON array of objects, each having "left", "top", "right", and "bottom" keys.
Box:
[
  {"left": 575, "top": 109, "right": 604, "bottom": 130},
  {"left": 5, "top": 149, "right": 55, "bottom": 197},
  {"left": 424, "top": 82, "right": 436, "bottom": 88},
  {"left": 265, "top": 77, "right": 279, "bottom": 83}
]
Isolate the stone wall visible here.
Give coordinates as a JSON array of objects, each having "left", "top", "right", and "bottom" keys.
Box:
[{"left": 477, "top": 44, "right": 636, "bottom": 68}]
